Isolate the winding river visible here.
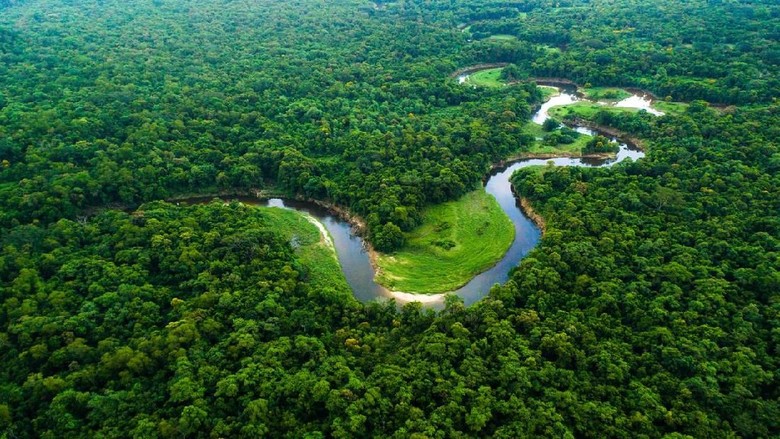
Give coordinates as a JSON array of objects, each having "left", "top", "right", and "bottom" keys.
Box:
[{"left": 239, "top": 81, "right": 649, "bottom": 308}]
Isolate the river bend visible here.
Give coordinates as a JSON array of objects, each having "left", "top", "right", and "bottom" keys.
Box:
[{"left": 248, "top": 82, "right": 649, "bottom": 307}]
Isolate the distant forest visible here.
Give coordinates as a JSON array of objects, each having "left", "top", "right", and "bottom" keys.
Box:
[{"left": 0, "top": 0, "right": 778, "bottom": 437}]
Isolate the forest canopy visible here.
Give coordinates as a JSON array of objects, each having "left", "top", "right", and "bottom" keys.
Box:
[{"left": 0, "top": 0, "right": 778, "bottom": 437}]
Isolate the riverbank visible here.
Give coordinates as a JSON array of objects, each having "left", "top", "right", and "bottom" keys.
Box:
[
  {"left": 565, "top": 117, "right": 648, "bottom": 151},
  {"left": 301, "top": 197, "right": 386, "bottom": 283},
  {"left": 450, "top": 63, "right": 508, "bottom": 78},
  {"left": 491, "top": 150, "right": 618, "bottom": 172},
  {"left": 518, "top": 196, "right": 546, "bottom": 235},
  {"left": 260, "top": 206, "right": 351, "bottom": 295}
]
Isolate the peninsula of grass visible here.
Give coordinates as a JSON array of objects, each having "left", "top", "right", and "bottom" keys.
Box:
[
  {"left": 548, "top": 102, "right": 638, "bottom": 120},
  {"left": 375, "top": 189, "right": 514, "bottom": 294},
  {"left": 466, "top": 68, "right": 506, "bottom": 87},
  {"left": 581, "top": 87, "right": 632, "bottom": 101},
  {"left": 653, "top": 100, "right": 688, "bottom": 115},
  {"left": 539, "top": 85, "right": 559, "bottom": 101},
  {"left": 261, "top": 206, "right": 351, "bottom": 295}
]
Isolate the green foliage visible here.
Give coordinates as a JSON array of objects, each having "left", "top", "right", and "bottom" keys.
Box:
[
  {"left": 374, "top": 221, "right": 406, "bottom": 252},
  {"left": 0, "top": 0, "right": 778, "bottom": 437},
  {"left": 465, "top": 68, "right": 507, "bottom": 87},
  {"left": 510, "top": 103, "right": 779, "bottom": 438},
  {"left": 582, "top": 135, "right": 620, "bottom": 154},
  {"left": 582, "top": 87, "right": 631, "bottom": 101},
  {"left": 500, "top": 63, "right": 524, "bottom": 82},
  {"left": 0, "top": 201, "right": 362, "bottom": 437},
  {"left": 467, "top": 0, "right": 779, "bottom": 104},
  {"left": 549, "top": 102, "right": 639, "bottom": 121},
  {"left": 542, "top": 117, "right": 561, "bottom": 131}
]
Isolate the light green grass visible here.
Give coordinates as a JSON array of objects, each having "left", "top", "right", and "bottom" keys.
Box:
[
  {"left": 548, "top": 102, "right": 638, "bottom": 120},
  {"left": 529, "top": 136, "right": 590, "bottom": 155},
  {"left": 582, "top": 87, "right": 631, "bottom": 102},
  {"left": 653, "top": 100, "right": 688, "bottom": 115},
  {"left": 467, "top": 68, "right": 506, "bottom": 87},
  {"left": 375, "top": 189, "right": 514, "bottom": 294},
  {"left": 488, "top": 34, "right": 518, "bottom": 41},
  {"left": 538, "top": 45, "right": 561, "bottom": 54},
  {"left": 524, "top": 122, "right": 547, "bottom": 138},
  {"left": 261, "top": 207, "right": 351, "bottom": 295},
  {"left": 539, "top": 85, "right": 559, "bottom": 101}
]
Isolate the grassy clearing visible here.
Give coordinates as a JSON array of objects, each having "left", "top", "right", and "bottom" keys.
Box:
[
  {"left": 375, "top": 189, "right": 514, "bottom": 293},
  {"left": 548, "top": 102, "right": 637, "bottom": 120},
  {"left": 582, "top": 87, "right": 632, "bottom": 101},
  {"left": 539, "top": 85, "right": 559, "bottom": 101},
  {"left": 653, "top": 100, "right": 688, "bottom": 115},
  {"left": 582, "top": 87, "right": 629, "bottom": 101},
  {"left": 467, "top": 68, "right": 506, "bottom": 87},
  {"left": 531, "top": 137, "right": 590, "bottom": 155},
  {"left": 261, "top": 207, "right": 351, "bottom": 295},
  {"left": 550, "top": 99, "right": 684, "bottom": 119},
  {"left": 488, "top": 34, "right": 518, "bottom": 41},
  {"left": 524, "top": 122, "right": 547, "bottom": 138},
  {"left": 538, "top": 45, "right": 561, "bottom": 54}
]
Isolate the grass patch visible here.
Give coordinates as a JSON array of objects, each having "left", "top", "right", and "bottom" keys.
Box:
[
  {"left": 375, "top": 189, "right": 514, "bottom": 293},
  {"left": 524, "top": 122, "right": 547, "bottom": 138},
  {"left": 527, "top": 136, "right": 591, "bottom": 155},
  {"left": 488, "top": 34, "right": 518, "bottom": 41},
  {"left": 653, "top": 100, "right": 688, "bottom": 115},
  {"left": 466, "top": 68, "right": 506, "bottom": 87},
  {"left": 261, "top": 207, "right": 351, "bottom": 295},
  {"left": 550, "top": 99, "right": 681, "bottom": 118},
  {"left": 538, "top": 45, "right": 561, "bottom": 54},
  {"left": 548, "top": 102, "right": 638, "bottom": 120},
  {"left": 539, "top": 85, "right": 559, "bottom": 101},
  {"left": 581, "top": 87, "right": 631, "bottom": 101}
]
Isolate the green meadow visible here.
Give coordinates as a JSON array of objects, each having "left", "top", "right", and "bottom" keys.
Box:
[
  {"left": 375, "top": 189, "right": 514, "bottom": 293},
  {"left": 261, "top": 206, "right": 351, "bottom": 295}
]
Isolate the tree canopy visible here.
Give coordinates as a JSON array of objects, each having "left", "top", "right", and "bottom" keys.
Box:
[{"left": 0, "top": 0, "right": 778, "bottom": 437}]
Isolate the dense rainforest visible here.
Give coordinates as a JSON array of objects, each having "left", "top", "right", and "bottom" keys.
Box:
[{"left": 1, "top": 0, "right": 778, "bottom": 437}]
